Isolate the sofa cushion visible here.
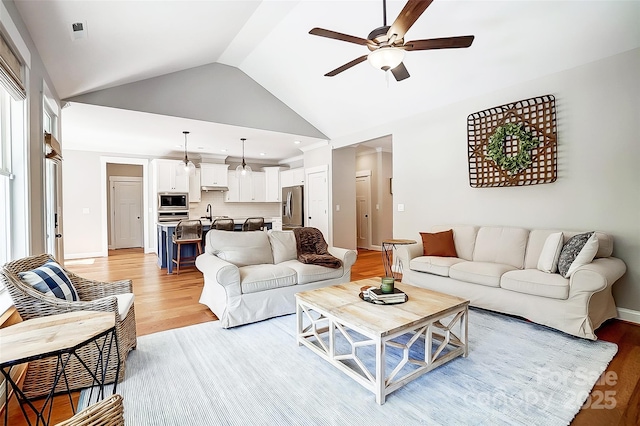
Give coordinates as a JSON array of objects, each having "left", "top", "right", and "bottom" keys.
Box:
[
  {"left": 239, "top": 264, "right": 297, "bottom": 294},
  {"left": 473, "top": 227, "right": 529, "bottom": 269},
  {"left": 449, "top": 261, "right": 516, "bottom": 287},
  {"left": 537, "top": 232, "right": 563, "bottom": 273},
  {"left": 419, "top": 230, "right": 457, "bottom": 257},
  {"left": 432, "top": 225, "right": 478, "bottom": 261},
  {"left": 525, "top": 230, "right": 613, "bottom": 269},
  {"left": 205, "top": 229, "right": 273, "bottom": 267},
  {"left": 279, "top": 260, "right": 344, "bottom": 285},
  {"left": 501, "top": 269, "right": 569, "bottom": 300},
  {"left": 558, "top": 232, "right": 598, "bottom": 278},
  {"left": 409, "top": 256, "right": 465, "bottom": 277},
  {"left": 267, "top": 230, "right": 297, "bottom": 264}
]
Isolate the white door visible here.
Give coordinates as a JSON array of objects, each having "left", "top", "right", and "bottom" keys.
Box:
[
  {"left": 113, "top": 180, "right": 143, "bottom": 249},
  {"left": 356, "top": 175, "right": 372, "bottom": 249},
  {"left": 306, "top": 169, "right": 329, "bottom": 239}
]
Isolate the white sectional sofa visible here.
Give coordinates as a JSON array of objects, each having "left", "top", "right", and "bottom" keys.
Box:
[
  {"left": 396, "top": 225, "right": 627, "bottom": 340},
  {"left": 196, "top": 229, "right": 357, "bottom": 328}
]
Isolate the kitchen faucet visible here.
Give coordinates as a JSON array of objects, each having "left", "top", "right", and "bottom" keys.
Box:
[{"left": 206, "top": 204, "right": 212, "bottom": 221}]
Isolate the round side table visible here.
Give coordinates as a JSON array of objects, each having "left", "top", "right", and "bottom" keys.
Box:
[{"left": 381, "top": 239, "right": 417, "bottom": 281}]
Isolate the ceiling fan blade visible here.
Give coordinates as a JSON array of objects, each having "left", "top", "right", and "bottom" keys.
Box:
[
  {"left": 391, "top": 62, "right": 410, "bottom": 81},
  {"left": 404, "top": 35, "right": 475, "bottom": 51},
  {"left": 309, "top": 28, "right": 371, "bottom": 46},
  {"left": 325, "top": 55, "right": 368, "bottom": 77},
  {"left": 387, "top": 0, "right": 434, "bottom": 40}
]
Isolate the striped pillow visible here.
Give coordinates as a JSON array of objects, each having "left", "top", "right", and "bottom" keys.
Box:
[{"left": 18, "top": 260, "right": 79, "bottom": 301}]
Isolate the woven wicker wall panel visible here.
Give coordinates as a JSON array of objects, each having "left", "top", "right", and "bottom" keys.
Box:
[{"left": 467, "top": 95, "right": 557, "bottom": 187}]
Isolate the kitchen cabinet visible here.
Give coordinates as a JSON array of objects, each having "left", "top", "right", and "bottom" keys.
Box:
[
  {"left": 225, "top": 171, "right": 266, "bottom": 202},
  {"left": 264, "top": 167, "right": 281, "bottom": 202},
  {"left": 189, "top": 168, "right": 201, "bottom": 203},
  {"left": 200, "top": 163, "right": 229, "bottom": 188},
  {"left": 280, "top": 168, "right": 304, "bottom": 188},
  {"left": 153, "top": 159, "right": 189, "bottom": 192}
]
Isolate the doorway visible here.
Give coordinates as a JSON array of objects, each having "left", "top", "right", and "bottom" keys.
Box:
[
  {"left": 356, "top": 172, "right": 372, "bottom": 249},
  {"left": 110, "top": 177, "right": 143, "bottom": 249},
  {"left": 101, "top": 158, "right": 149, "bottom": 257}
]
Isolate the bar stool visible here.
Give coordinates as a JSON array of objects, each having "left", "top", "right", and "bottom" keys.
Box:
[
  {"left": 172, "top": 219, "right": 203, "bottom": 274},
  {"left": 242, "top": 217, "right": 264, "bottom": 231},
  {"left": 212, "top": 218, "right": 235, "bottom": 231}
]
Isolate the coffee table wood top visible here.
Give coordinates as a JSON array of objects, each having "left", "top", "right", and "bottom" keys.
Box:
[
  {"left": 295, "top": 278, "right": 469, "bottom": 337},
  {"left": 0, "top": 310, "right": 115, "bottom": 365}
]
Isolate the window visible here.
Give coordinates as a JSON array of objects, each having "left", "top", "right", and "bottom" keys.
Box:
[{"left": 0, "top": 86, "right": 13, "bottom": 313}]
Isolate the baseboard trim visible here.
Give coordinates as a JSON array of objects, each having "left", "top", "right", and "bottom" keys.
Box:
[
  {"left": 617, "top": 307, "right": 640, "bottom": 325},
  {"left": 64, "top": 251, "right": 106, "bottom": 260}
]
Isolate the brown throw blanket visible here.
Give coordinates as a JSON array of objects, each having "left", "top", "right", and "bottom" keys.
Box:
[{"left": 293, "top": 227, "right": 342, "bottom": 269}]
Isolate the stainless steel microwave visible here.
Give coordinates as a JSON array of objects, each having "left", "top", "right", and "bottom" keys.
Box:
[{"left": 158, "top": 192, "right": 188, "bottom": 211}]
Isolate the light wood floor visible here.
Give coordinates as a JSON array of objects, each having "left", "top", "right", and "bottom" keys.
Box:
[{"left": 7, "top": 248, "right": 639, "bottom": 425}]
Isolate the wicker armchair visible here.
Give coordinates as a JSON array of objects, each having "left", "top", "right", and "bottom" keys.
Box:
[
  {"left": 0, "top": 254, "right": 137, "bottom": 399},
  {"left": 55, "top": 394, "right": 124, "bottom": 426}
]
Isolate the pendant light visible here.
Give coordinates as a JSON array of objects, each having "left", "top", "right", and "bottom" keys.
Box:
[
  {"left": 236, "top": 138, "right": 252, "bottom": 178},
  {"left": 182, "top": 131, "right": 195, "bottom": 175}
]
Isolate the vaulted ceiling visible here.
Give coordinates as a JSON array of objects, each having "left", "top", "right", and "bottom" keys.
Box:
[{"left": 14, "top": 0, "right": 640, "bottom": 161}]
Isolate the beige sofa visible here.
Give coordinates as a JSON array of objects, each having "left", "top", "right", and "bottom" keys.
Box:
[
  {"left": 396, "top": 225, "right": 627, "bottom": 340},
  {"left": 196, "top": 229, "right": 357, "bottom": 328}
]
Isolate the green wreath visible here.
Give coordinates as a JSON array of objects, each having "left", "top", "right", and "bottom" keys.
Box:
[{"left": 486, "top": 122, "right": 539, "bottom": 174}]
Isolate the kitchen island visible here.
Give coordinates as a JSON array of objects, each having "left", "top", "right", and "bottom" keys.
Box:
[{"left": 157, "top": 218, "right": 274, "bottom": 274}]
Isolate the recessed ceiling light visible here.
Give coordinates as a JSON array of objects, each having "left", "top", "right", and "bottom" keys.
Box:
[
  {"left": 221, "top": 149, "right": 227, "bottom": 152},
  {"left": 294, "top": 140, "right": 301, "bottom": 145},
  {"left": 175, "top": 145, "right": 182, "bottom": 148},
  {"left": 197, "top": 146, "right": 204, "bottom": 150},
  {"left": 259, "top": 152, "right": 266, "bottom": 156}
]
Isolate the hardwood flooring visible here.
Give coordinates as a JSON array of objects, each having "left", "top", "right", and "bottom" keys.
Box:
[{"left": 6, "top": 248, "right": 639, "bottom": 425}]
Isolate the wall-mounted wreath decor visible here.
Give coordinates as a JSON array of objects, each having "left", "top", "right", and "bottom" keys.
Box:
[{"left": 467, "top": 95, "right": 557, "bottom": 187}]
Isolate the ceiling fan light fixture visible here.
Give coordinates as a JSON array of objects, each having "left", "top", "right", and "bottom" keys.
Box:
[
  {"left": 236, "top": 138, "right": 252, "bottom": 178},
  {"left": 182, "top": 131, "right": 195, "bottom": 175},
  {"left": 367, "top": 47, "right": 404, "bottom": 71}
]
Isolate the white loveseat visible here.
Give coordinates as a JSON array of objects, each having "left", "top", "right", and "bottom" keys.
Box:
[
  {"left": 196, "top": 229, "right": 357, "bottom": 328},
  {"left": 396, "top": 225, "right": 627, "bottom": 340}
]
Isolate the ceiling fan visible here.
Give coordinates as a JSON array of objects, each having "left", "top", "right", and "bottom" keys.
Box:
[{"left": 309, "top": 0, "right": 474, "bottom": 81}]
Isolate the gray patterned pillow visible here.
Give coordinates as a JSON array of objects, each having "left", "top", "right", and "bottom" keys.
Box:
[{"left": 557, "top": 232, "right": 594, "bottom": 278}]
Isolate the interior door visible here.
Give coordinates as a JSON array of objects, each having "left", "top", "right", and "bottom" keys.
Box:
[
  {"left": 113, "top": 180, "right": 142, "bottom": 249},
  {"left": 356, "top": 175, "right": 372, "bottom": 249},
  {"left": 306, "top": 170, "right": 329, "bottom": 239}
]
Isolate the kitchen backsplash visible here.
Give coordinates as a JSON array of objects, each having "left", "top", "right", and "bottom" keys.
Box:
[{"left": 189, "top": 190, "right": 281, "bottom": 218}]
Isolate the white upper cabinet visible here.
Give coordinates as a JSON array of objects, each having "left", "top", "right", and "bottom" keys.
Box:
[
  {"left": 263, "top": 167, "right": 281, "bottom": 202},
  {"left": 153, "top": 159, "right": 189, "bottom": 193},
  {"left": 189, "top": 168, "right": 201, "bottom": 203},
  {"left": 280, "top": 168, "right": 304, "bottom": 188},
  {"left": 200, "top": 163, "right": 229, "bottom": 188},
  {"left": 225, "top": 171, "right": 266, "bottom": 202},
  {"left": 252, "top": 171, "right": 266, "bottom": 202}
]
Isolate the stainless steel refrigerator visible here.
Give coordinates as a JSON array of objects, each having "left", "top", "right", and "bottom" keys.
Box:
[{"left": 282, "top": 185, "right": 303, "bottom": 230}]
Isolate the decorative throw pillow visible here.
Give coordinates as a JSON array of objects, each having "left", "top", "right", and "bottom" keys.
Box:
[
  {"left": 537, "top": 232, "right": 564, "bottom": 273},
  {"left": 557, "top": 232, "right": 599, "bottom": 278},
  {"left": 419, "top": 229, "right": 458, "bottom": 257},
  {"left": 18, "top": 260, "right": 79, "bottom": 301}
]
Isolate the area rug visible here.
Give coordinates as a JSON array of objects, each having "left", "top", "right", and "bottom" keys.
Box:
[{"left": 79, "top": 309, "right": 617, "bottom": 425}]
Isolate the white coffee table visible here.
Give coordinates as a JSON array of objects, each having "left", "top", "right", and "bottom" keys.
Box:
[{"left": 295, "top": 278, "right": 469, "bottom": 404}]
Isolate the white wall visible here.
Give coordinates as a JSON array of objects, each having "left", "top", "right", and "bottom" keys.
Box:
[
  {"left": 391, "top": 48, "right": 640, "bottom": 313},
  {"left": 62, "top": 150, "right": 105, "bottom": 257},
  {"left": 331, "top": 48, "right": 640, "bottom": 315}
]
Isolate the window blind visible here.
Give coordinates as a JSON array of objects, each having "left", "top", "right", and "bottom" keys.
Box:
[{"left": 0, "top": 33, "right": 26, "bottom": 101}]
